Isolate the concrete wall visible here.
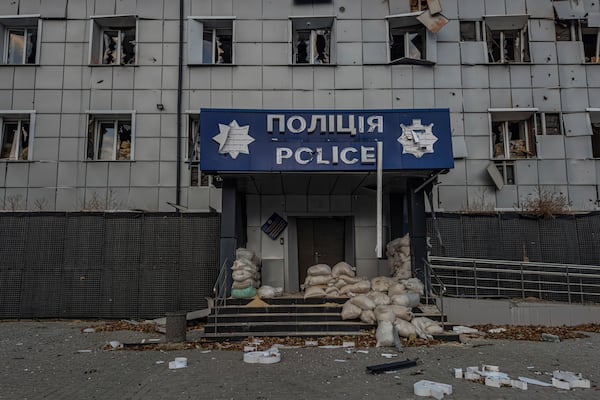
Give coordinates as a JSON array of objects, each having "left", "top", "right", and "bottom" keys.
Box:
[
  {"left": 441, "top": 297, "right": 600, "bottom": 326},
  {"left": 0, "top": 0, "right": 599, "bottom": 214}
]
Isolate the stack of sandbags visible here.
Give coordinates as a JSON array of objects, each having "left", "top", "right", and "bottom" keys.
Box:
[
  {"left": 386, "top": 234, "right": 412, "bottom": 279},
  {"left": 230, "top": 248, "right": 261, "bottom": 299},
  {"left": 303, "top": 264, "right": 332, "bottom": 299},
  {"left": 257, "top": 285, "right": 283, "bottom": 299},
  {"left": 329, "top": 262, "right": 370, "bottom": 296}
]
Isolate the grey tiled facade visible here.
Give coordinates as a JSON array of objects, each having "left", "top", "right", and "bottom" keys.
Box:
[{"left": 0, "top": 0, "right": 599, "bottom": 215}]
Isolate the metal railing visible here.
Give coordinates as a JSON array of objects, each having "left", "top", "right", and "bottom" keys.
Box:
[
  {"left": 423, "top": 258, "right": 448, "bottom": 328},
  {"left": 428, "top": 256, "right": 600, "bottom": 304},
  {"left": 211, "top": 258, "right": 229, "bottom": 334}
]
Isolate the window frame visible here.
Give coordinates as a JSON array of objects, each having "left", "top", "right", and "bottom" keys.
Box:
[
  {"left": 385, "top": 13, "right": 437, "bottom": 65},
  {"left": 0, "top": 110, "right": 35, "bottom": 161},
  {"left": 587, "top": 109, "right": 600, "bottom": 158},
  {"left": 289, "top": 16, "right": 336, "bottom": 65},
  {"left": 88, "top": 15, "right": 138, "bottom": 66},
  {"left": 185, "top": 111, "right": 218, "bottom": 187},
  {"left": 483, "top": 15, "right": 530, "bottom": 64},
  {"left": 188, "top": 16, "right": 235, "bottom": 65},
  {"left": 460, "top": 20, "right": 483, "bottom": 42},
  {"left": 85, "top": 111, "right": 135, "bottom": 161},
  {"left": 0, "top": 15, "right": 41, "bottom": 65},
  {"left": 489, "top": 108, "right": 538, "bottom": 160},
  {"left": 580, "top": 20, "right": 600, "bottom": 64},
  {"left": 535, "top": 112, "right": 563, "bottom": 136}
]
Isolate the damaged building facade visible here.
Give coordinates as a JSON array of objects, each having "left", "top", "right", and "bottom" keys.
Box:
[{"left": 1, "top": 0, "right": 600, "bottom": 315}]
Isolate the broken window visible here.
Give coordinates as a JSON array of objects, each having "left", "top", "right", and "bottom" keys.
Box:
[
  {"left": 386, "top": 14, "right": 438, "bottom": 64},
  {"left": 410, "top": 0, "right": 428, "bottom": 12},
  {"left": 592, "top": 123, "right": 600, "bottom": 158},
  {"left": 555, "top": 20, "right": 579, "bottom": 41},
  {"left": 490, "top": 110, "right": 536, "bottom": 159},
  {"left": 0, "top": 16, "right": 41, "bottom": 65},
  {"left": 535, "top": 113, "right": 562, "bottom": 135},
  {"left": 460, "top": 21, "right": 482, "bottom": 41},
  {"left": 290, "top": 17, "right": 334, "bottom": 64},
  {"left": 0, "top": 119, "right": 30, "bottom": 160},
  {"left": 581, "top": 21, "right": 600, "bottom": 63},
  {"left": 484, "top": 15, "right": 530, "bottom": 63},
  {"left": 496, "top": 161, "right": 515, "bottom": 185},
  {"left": 188, "top": 18, "right": 234, "bottom": 65},
  {"left": 87, "top": 114, "right": 133, "bottom": 161},
  {"left": 100, "top": 28, "right": 136, "bottom": 65},
  {"left": 89, "top": 15, "right": 137, "bottom": 65}
]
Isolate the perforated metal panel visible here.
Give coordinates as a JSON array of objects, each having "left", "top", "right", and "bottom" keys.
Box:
[
  {"left": 427, "top": 214, "right": 465, "bottom": 257},
  {"left": 0, "top": 215, "right": 27, "bottom": 270},
  {"left": 499, "top": 216, "right": 542, "bottom": 262},
  {"left": 99, "top": 268, "right": 140, "bottom": 319},
  {"left": 0, "top": 269, "right": 22, "bottom": 318},
  {"left": 138, "top": 269, "right": 179, "bottom": 318},
  {"left": 538, "top": 217, "right": 580, "bottom": 264},
  {"left": 63, "top": 214, "right": 105, "bottom": 270},
  {"left": 141, "top": 214, "right": 181, "bottom": 270},
  {"left": 60, "top": 269, "right": 102, "bottom": 318},
  {"left": 462, "top": 215, "right": 503, "bottom": 259},
  {"left": 103, "top": 213, "right": 143, "bottom": 271},
  {"left": 577, "top": 215, "right": 600, "bottom": 265}
]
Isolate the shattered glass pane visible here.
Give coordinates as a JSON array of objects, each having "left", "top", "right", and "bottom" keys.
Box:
[
  {"left": 117, "top": 122, "right": 132, "bottom": 160},
  {"left": 312, "top": 29, "right": 330, "bottom": 64},
  {"left": 1, "top": 122, "right": 18, "bottom": 159},
  {"left": 460, "top": 21, "right": 477, "bottom": 41},
  {"left": 390, "top": 33, "right": 405, "bottom": 60},
  {"left": 215, "top": 29, "right": 232, "bottom": 64},
  {"left": 408, "top": 32, "right": 424, "bottom": 59},
  {"left": 18, "top": 123, "right": 29, "bottom": 160},
  {"left": 492, "top": 121, "right": 506, "bottom": 158},
  {"left": 545, "top": 113, "right": 561, "bottom": 135},
  {"left": 555, "top": 21, "right": 572, "bottom": 41},
  {"left": 87, "top": 118, "right": 95, "bottom": 160},
  {"left": 102, "top": 30, "right": 119, "bottom": 64},
  {"left": 295, "top": 30, "right": 310, "bottom": 63},
  {"left": 582, "top": 23, "right": 600, "bottom": 63},
  {"left": 121, "top": 28, "right": 136, "bottom": 65},
  {"left": 26, "top": 29, "right": 37, "bottom": 64},
  {"left": 7, "top": 30, "right": 24, "bottom": 64},
  {"left": 592, "top": 124, "right": 600, "bottom": 158}
]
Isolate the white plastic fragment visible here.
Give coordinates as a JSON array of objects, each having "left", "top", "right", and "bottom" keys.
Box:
[
  {"left": 454, "top": 368, "right": 463, "bottom": 379},
  {"left": 518, "top": 377, "right": 553, "bottom": 387},
  {"left": 485, "top": 377, "right": 501, "bottom": 388},
  {"left": 414, "top": 380, "right": 453, "bottom": 399},
  {"left": 552, "top": 378, "right": 571, "bottom": 390},
  {"left": 83, "top": 328, "right": 95, "bottom": 333},
  {"left": 482, "top": 364, "right": 499, "bottom": 372},
  {"left": 305, "top": 340, "right": 318, "bottom": 346},
  {"left": 488, "top": 327, "right": 506, "bottom": 333},
  {"left": 169, "top": 357, "right": 188, "bottom": 369},
  {"left": 356, "top": 350, "right": 369, "bottom": 354},
  {"left": 77, "top": 349, "right": 92, "bottom": 353},
  {"left": 243, "top": 345, "right": 257, "bottom": 352},
  {"left": 381, "top": 353, "right": 398, "bottom": 359},
  {"left": 552, "top": 370, "right": 591, "bottom": 389},
  {"left": 108, "top": 340, "right": 122, "bottom": 349},
  {"left": 510, "top": 380, "right": 528, "bottom": 390},
  {"left": 343, "top": 341, "right": 355, "bottom": 348},
  {"left": 243, "top": 347, "right": 281, "bottom": 364},
  {"left": 452, "top": 326, "right": 479, "bottom": 334}
]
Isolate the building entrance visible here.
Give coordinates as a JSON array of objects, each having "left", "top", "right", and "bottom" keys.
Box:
[{"left": 296, "top": 217, "right": 345, "bottom": 287}]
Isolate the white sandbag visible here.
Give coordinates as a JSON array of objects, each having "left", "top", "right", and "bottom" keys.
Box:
[
  {"left": 258, "top": 285, "right": 276, "bottom": 298},
  {"left": 235, "top": 248, "right": 255, "bottom": 261},
  {"left": 393, "top": 264, "right": 412, "bottom": 280},
  {"left": 304, "top": 274, "right": 333, "bottom": 287},
  {"left": 307, "top": 264, "right": 331, "bottom": 276},
  {"left": 338, "top": 274, "right": 363, "bottom": 285},
  {"left": 232, "top": 278, "right": 257, "bottom": 289},
  {"left": 391, "top": 293, "right": 420, "bottom": 308},
  {"left": 340, "top": 280, "right": 371, "bottom": 295},
  {"left": 376, "top": 320, "right": 395, "bottom": 347},
  {"left": 331, "top": 261, "right": 355, "bottom": 278},
  {"left": 341, "top": 301, "right": 362, "bottom": 320},
  {"left": 273, "top": 287, "right": 284, "bottom": 297},
  {"left": 304, "top": 286, "right": 326, "bottom": 299},
  {"left": 374, "top": 305, "right": 396, "bottom": 323},
  {"left": 370, "top": 276, "right": 392, "bottom": 292},
  {"left": 399, "top": 246, "right": 410, "bottom": 257},
  {"left": 404, "top": 278, "right": 425, "bottom": 295},
  {"left": 390, "top": 305, "right": 413, "bottom": 321},
  {"left": 334, "top": 279, "right": 347, "bottom": 289},
  {"left": 411, "top": 317, "right": 442, "bottom": 334},
  {"left": 231, "top": 258, "right": 258, "bottom": 272},
  {"left": 325, "top": 287, "right": 340, "bottom": 298},
  {"left": 388, "top": 282, "right": 407, "bottom": 296},
  {"left": 350, "top": 294, "right": 376, "bottom": 310},
  {"left": 394, "top": 318, "right": 417, "bottom": 338},
  {"left": 232, "top": 269, "right": 254, "bottom": 282},
  {"left": 367, "top": 291, "right": 391, "bottom": 306},
  {"left": 360, "top": 310, "right": 376, "bottom": 324}
]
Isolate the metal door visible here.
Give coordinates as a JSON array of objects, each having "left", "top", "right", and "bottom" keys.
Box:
[{"left": 296, "top": 217, "right": 345, "bottom": 287}]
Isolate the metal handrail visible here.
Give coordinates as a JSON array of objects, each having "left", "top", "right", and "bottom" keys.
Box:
[
  {"left": 211, "top": 258, "right": 229, "bottom": 334},
  {"left": 423, "top": 258, "right": 447, "bottom": 329},
  {"left": 428, "top": 256, "right": 600, "bottom": 304}
]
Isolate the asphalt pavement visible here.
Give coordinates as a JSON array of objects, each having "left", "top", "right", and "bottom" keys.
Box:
[{"left": 0, "top": 320, "right": 598, "bottom": 400}]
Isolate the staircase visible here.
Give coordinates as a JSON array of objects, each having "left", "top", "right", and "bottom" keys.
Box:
[{"left": 202, "top": 295, "right": 458, "bottom": 341}]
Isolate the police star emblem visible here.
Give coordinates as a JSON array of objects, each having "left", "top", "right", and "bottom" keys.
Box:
[
  {"left": 212, "top": 120, "right": 255, "bottom": 159},
  {"left": 398, "top": 119, "right": 438, "bottom": 158}
]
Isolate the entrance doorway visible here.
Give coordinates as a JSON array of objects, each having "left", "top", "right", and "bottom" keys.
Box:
[{"left": 296, "top": 217, "right": 346, "bottom": 286}]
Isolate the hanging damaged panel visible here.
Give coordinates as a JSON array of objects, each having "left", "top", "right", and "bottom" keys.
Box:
[{"left": 553, "top": 0, "right": 587, "bottom": 20}]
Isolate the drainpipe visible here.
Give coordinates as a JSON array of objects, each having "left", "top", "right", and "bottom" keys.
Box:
[{"left": 175, "top": 0, "right": 184, "bottom": 209}]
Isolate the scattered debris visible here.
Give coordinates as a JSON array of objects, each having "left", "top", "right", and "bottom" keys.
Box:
[
  {"left": 474, "top": 324, "right": 588, "bottom": 341},
  {"left": 552, "top": 370, "right": 591, "bottom": 389},
  {"left": 82, "top": 328, "right": 95, "bottom": 333},
  {"left": 517, "top": 377, "right": 552, "bottom": 387},
  {"left": 381, "top": 353, "right": 398, "bottom": 359},
  {"left": 366, "top": 358, "right": 417, "bottom": 375},
  {"left": 541, "top": 333, "right": 560, "bottom": 342},
  {"left": 77, "top": 349, "right": 92, "bottom": 353},
  {"left": 452, "top": 326, "right": 479, "bottom": 334},
  {"left": 243, "top": 347, "right": 281, "bottom": 364},
  {"left": 108, "top": 340, "right": 122, "bottom": 350},
  {"left": 168, "top": 357, "right": 188, "bottom": 369},
  {"left": 414, "top": 380, "right": 452, "bottom": 399},
  {"left": 334, "top": 359, "right": 347, "bottom": 362}
]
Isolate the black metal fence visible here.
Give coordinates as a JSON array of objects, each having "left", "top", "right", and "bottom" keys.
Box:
[
  {"left": 0, "top": 212, "right": 220, "bottom": 319},
  {"left": 427, "top": 213, "right": 600, "bottom": 266}
]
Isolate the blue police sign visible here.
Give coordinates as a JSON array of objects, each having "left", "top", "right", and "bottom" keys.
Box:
[{"left": 199, "top": 108, "right": 454, "bottom": 172}]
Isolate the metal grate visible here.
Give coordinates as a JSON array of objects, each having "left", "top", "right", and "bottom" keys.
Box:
[
  {"left": 138, "top": 269, "right": 179, "bottom": 319},
  {"left": 538, "top": 217, "right": 580, "bottom": 264},
  {"left": 63, "top": 214, "right": 105, "bottom": 270},
  {"left": 0, "top": 215, "right": 28, "bottom": 270},
  {"left": 498, "top": 216, "right": 542, "bottom": 262},
  {"left": 0, "top": 269, "right": 22, "bottom": 318},
  {"left": 576, "top": 214, "right": 600, "bottom": 265},
  {"left": 60, "top": 269, "right": 102, "bottom": 318},
  {"left": 462, "top": 215, "right": 503, "bottom": 259}
]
